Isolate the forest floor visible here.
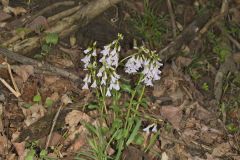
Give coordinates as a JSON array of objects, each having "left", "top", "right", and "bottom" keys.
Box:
[{"left": 0, "top": 0, "right": 240, "bottom": 159}]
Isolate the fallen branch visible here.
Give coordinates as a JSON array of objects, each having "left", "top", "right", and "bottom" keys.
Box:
[
  {"left": 0, "top": 47, "right": 80, "bottom": 82},
  {"left": 5, "top": 0, "right": 122, "bottom": 54},
  {"left": 159, "top": 10, "right": 211, "bottom": 60},
  {"left": 166, "top": 0, "right": 177, "bottom": 38}
]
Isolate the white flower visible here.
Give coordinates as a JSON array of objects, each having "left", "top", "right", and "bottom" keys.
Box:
[
  {"left": 125, "top": 56, "right": 143, "bottom": 74},
  {"left": 92, "top": 49, "right": 97, "bottom": 56},
  {"left": 143, "top": 123, "right": 157, "bottom": 134},
  {"left": 106, "top": 88, "right": 111, "bottom": 97},
  {"left": 81, "top": 54, "right": 91, "bottom": 68},
  {"left": 100, "top": 45, "right": 111, "bottom": 56},
  {"left": 91, "top": 80, "right": 97, "bottom": 88},
  {"left": 101, "top": 73, "right": 107, "bottom": 85},
  {"left": 152, "top": 125, "right": 158, "bottom": 133},
  {"left": 82, "top": 82, "right": 89, "bottom": 90},
  {"left": 84, "top": 48, "right": 92, "bottom": 54}
]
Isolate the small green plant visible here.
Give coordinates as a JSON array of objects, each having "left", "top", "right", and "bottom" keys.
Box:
[
  {"left": 35, "top": 32, "right": 59, "bottom": 59},
  {"left": 202, "top": 82, "right": 209, "bottom": 91},
  {"left": 207, "top": 31, "right": 231, "bottom": 62},
  {"left": 77, "top": 34, "right": 163, "bottom": 159},
  {"left": 24, "top": 141, "right": 54, "bottom": 160},
  {"left": 131, "top": 0, "right": 167, "bottom": 47}
]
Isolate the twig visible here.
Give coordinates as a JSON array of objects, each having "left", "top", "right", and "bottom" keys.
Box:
[
  {"left": 158, "top": 10, "right": 211, "bottom": 60},
  {"left": 25, "top": 1, "right": 75, "bottom": 25},
  {"left": 3, "top": 62, "right": 20, "bottom": 94},
  {"left": 216, "top": 23, "right": 240, "bottom": 50},
  {"left": 0, "top": 47, "right": 80, "bottom": 82},
  {"left": 45, "top": 104, "right": 63, "bottom": 149},
  {"left": 0, "top": 77, "right": 20, "bottom": 97},
  {"left": 166, "top": 0, "right": 177, "bottom": 38}
]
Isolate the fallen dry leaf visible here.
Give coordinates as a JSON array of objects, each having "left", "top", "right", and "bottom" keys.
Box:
[
  {"left": 14, "top": 65, "right": 34, "bottom": 82},
  {"left": 175, "top": 56, "right": 192, "bottom": 68},
  {"left": 212, "top": 142, "right": 232, "bottom": 157},
  {"left": 0, "top": 10, "right": 11, "bottom": 22},
  {"left": 65, "top": 110, "right": 92, "bottom": 129},
  {"left": 1, "top": 0, "right": 9, "bottom": 7},
  {"left": 61, "top": 94, "right": 72, "bottom": 105},
  {"left": 3, "top": 6, "right": 27, "bottom": 16},
  {"left": 67, "top": 134, "right": 87, "bottom": 152},
  {"left": 21, "top": 104, "right": 46, "bottom": 126},
  {"left": 39, "top": 132, "right": 63, "bottom": 148},
  {"left": 13, "top": 142, "right": 26, "bottom": 160},
  {"left": 26, "top": 16, "right": 48, "bottom": 33},
  {"left": 0, "top": 134, "right": 10, "bottom": 155},
  {"left": 160, "top": 106, "right": 182, "bottom": 129},
  {"left": 161, "top": 152, "right": 169, "bottom": 160}
]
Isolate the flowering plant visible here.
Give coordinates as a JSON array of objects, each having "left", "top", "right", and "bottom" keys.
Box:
[{"left": 80, "top": 33, "right": 163, "bottom": 160}]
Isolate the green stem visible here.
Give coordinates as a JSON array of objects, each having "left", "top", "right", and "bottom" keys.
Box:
[{"left": 124, "top": 74, "right": 144, "bottom": 130}]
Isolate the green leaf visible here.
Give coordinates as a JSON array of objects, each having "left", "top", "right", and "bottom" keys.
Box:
[
  {"left": 45, "top": 33, "right": 59, "bottom": 45},
  {"left": 40, "top": 149, "right": 47, "bottom": 158},
  {"left": 33, "top": 93, "right": 41, "bottom": 103},
  {"left": 87, "top": 104, "right": 99, "bottom": 109},
  {"left": 25, "top": 149, "right": 35, "bottom": 160},
  {"left": 121, "top": 84, "right": 132, "bottom": 93},
  {"left": 126, "top": 119, "right": 142, "bottom": 146},
  {"left": 112, "top": 118, "right": 123, "bottom": 129},
  {"left": 23, "top": 103, "right": 32, "bottom": 109},
  {"left": 45, "top": 97, "right": 53, "bottom": 108},
  {"left": 133, "top": 133, "right": 144, "bottom": 145}
]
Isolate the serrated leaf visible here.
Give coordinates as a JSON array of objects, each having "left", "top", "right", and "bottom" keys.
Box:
[
  {"left": 45, "top": 33, "right": 59, "bottom": 45},
  {"left": 45, "top": 97, "right": 53, "bottom": 108},
  {"left": 87, "top": 104, "right": 98, "bottom": 109},
  {"left": 33, "top": 93, "right": 41, "bottom": 103},
  {"left": 133, "top": 133, "right": 144, "bottom": 145},
  {"left": 121, "top": 84, "right": 132, "bottom": 93},
  {"left": 25, "top": 149, "right": 35, "bottom": 160}
]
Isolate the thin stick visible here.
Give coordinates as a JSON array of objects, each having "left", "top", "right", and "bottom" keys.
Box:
[
  {"left": 45, "top": 104, "right": 63, "bottom": 149},
  {"left": 0, "top": 77, "right": 20, "bottom": 97},
  {"left": 166, "top": 0, "right": 177, "bottom": 38},
  {"left": 3, "top": 62, "right": 20, "bottom": 94}
]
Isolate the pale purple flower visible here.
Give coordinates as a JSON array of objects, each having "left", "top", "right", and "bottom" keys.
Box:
[
  {"left": 125, "top": 56, "right": 143, "bottom": 74},
  {"left": 106, "top": 88, "right": 111, "bottom": 97},
  {"left": 82, "top": 82, "right": 89, "bottom": 90},
  {"left": 81, "top": 54, "right": 91, "bottom": 69},
  {"left": 84, "top": 48, "right": 92, "bottom": 54},
  {"left": 91, "top": 80, "right": 97, "bottom": 88},
  {"left": 92, "top": 49, "right": 97, "bottom": 56}
]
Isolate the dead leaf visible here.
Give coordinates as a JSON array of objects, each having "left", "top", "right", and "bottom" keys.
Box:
[
  {"left": 161, "top": 152, "right": 169, "bottom": 160},
  {"left": 44, "top": 76, "right": 59, "bottom": 85},
  {"left": 160, "top": 106, "right": 182, "bottom": 129},
  {"left": 233, "top": 52, "right": 240, "bottom": 63},
  {"left": 14, "top": 65, "right": 34, "bottom": 82},
  {"left": 61, "top": 94, "right": 72, "bottom": 105},
  {"left": 212, "top": 142, "right": 231, "bottom": 157},
  {"left": 26, "top": 16, "right": 49, "bottom": 33},
  {"left": 175, "top": 56, "right": 192, "bottom": 68},
  {"left": 0, "top": 134, "right": 10, "bottom": 155},
  {"left": 3, "top": 6, "right": 27, "bottom": 16},
  {"left": 13, "top": 142, "right": 26, "bottom": 160},
  {"left": 39, "top": 132, "right": 63, "bottom": 148},
  {"left": 67, "top": 134, "right": 87, "bottom": 152},
  {"left": 1, "top": 0, "right": 9, "bottom": 7},
  {"left": 65, "top": 110, "right": 92, "bottom": 128},
  {"left": 21, "top": 104, "right": 46, "bottom": 126},
  {"left": 0, "top": 10, "right": 11, "bottom": 22}
]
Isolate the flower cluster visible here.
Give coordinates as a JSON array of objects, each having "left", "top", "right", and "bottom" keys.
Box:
[
  {"left": 81, "top": 34, "right": 123, "bottom": 97},
  {"left": 81, "top": 34, "right": 163, "bottom": 96},
  {"left": 125, "top": 46, "right": 163, "bottom": 86}
]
